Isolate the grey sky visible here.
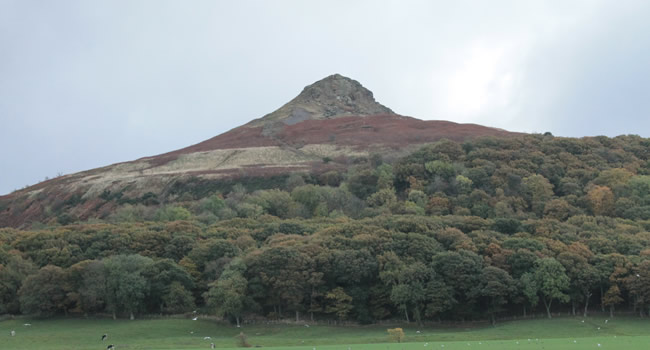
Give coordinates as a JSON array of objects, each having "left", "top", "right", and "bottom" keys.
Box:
[{"left": 1, "top": 0, "right": 649, "bottom": 195}]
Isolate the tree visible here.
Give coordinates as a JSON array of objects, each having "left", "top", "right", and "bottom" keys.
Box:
[
  {"left": 246, "top": 189, "right": 293, "bottom": 218},
  {"left": 291, "top": 185, "right": 327, "bottom": 217},
  {"left": 477, "top": 266, "right": 515, "bottom": 325},
  {"left": 576, "top": 264, "right": 599, "bottom": 317},
  {"left": 376, "top": 164, "right": 394, "bottom": 190},
  {"left": 407, "top": 190, "right": 427, "bottom": 208},
  {"left": 325, "top": 287, "right": 353, "bottom": 320},
  {"left": 199, "top": 194, "right": 226, "bottom": 216},
  {"left": 593, "top": 168, "right": 633, "bottom": 191},
  {"left": 347, "top": 169, "right": 379, "bottom": 200},
  {"left": 379, "top": 253, "right": 431, "bottom": 324},
  {"left": 427, "top": 195, "right": 451, "bottom": 215},
  {"left": 627, "top": 260, "right": 650, "bottom": 316},
  {"left": 323, "top": 248, "right": 377, "bottom": 323},
  {"left": 206, "top": 258, "right": 248, "bottom": 327},
  {"left": 319, "top": 170, "right": 343, "bottom": 187},
  {"left": 425, "top": 160, "right": 455, "bottom": 180},
  {"left": 519, "top": 272, "right": 538, "bottom": 317},
  {"left": 586, "top": 186, "right": 615, "bottom": 216},
  {"left": 432, "top": 139, "right": 465, "bottom": 160},
  {"left": 18, "top": 265, "right": 68, "bottom": 316},
  {"left": 557, "top": 251, "right": 598, "bottom": 317},
  {"left": 187, "top": 238, "right": 240, "bottom": 277},
  {"left": 522, "top": 175, "right": 554, "bottom": 215},
  {"left": 163, "top": 281, "right": 195, "bottom": 314},
  {"left": 366, "top": 188, "right": 397, "bottom": 209},
  {"left": 602, "top": 285, "right": 623, "bottom": 318},
  {"left": 424, "top": 279, "right": 456, "bottom": 320},
  {"left": 0, "top": 253, "right": 36, "bottom": 314},
  {"left": 592, "top": 253, "right": 625, "bottom": 312},
  {"left": 543, "top": 199, "right": 574, "bottom": 221},
  {"left": 534, "top": 258, "right": 570, "bottom": 318},
  {"left": 103, "top": 254, "right": 152, "bottom": 320},
  {"left": 143, "top": 259, "right": 195, "bottom": 314},
  {"left": 154, "top": 205, "right": 192, "bottom": 221},
  {"left": 433, "top": 228, "right": 472, "bottom": 251},
  {"left": 246, "top": 246, "right": 310, "bottom": 320},
  {"left": 69, "top": 259, "right": 106, "bottom": 315},
  {"left": 432, "top": 250, "right": 483, "bottom": 318}
]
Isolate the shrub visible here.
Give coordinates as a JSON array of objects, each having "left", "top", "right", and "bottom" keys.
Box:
[{"left": 387, "top": 328, "right": 405, "bottom": 343}]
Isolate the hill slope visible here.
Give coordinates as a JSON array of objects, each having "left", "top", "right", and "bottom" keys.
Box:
[{"left": 0, "top": 74, "right": 520, "bottom": 227}]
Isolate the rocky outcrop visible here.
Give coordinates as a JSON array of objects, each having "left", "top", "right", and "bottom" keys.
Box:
[{"left": 246, "top": 74, "right": 394, "bottom": 129}]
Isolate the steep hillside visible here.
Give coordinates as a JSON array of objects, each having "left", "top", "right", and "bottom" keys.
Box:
[{"left": 0, "top": 74, "right": 520, "bottom": 227}]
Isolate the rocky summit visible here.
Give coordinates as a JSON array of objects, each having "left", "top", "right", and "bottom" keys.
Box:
[{"left": 246, "top": 74, "right": 394, "bottom": 129}]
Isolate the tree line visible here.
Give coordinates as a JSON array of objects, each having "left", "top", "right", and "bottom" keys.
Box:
[{"left": 1, "top": 214, "right": 650, "bottom": 324}]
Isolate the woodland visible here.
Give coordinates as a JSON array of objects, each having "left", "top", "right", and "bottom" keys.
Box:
[{"left": 2, "top": 134, "right": 650, "bottom": 326}]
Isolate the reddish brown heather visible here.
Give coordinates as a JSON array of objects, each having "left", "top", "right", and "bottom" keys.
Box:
[{"left": 145, "top": 114, "right": 518, "bottom": 166}]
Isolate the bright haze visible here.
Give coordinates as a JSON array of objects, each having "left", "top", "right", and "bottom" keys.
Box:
[{"left": 1, "top": 0, "right": 650, "bottom": 195}]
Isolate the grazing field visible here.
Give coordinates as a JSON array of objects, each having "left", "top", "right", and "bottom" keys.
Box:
[{"left": 1, "top": 316, "right": 649, "bottom": 350}]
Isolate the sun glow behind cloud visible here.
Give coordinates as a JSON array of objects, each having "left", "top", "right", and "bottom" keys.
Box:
[{"left": 440, "top": 43, "right": 519, "bottom": 121}]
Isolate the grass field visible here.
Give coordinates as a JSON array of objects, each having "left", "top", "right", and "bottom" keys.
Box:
[{"left": 1, "top": 316, "right": 649, "bottom": 350}]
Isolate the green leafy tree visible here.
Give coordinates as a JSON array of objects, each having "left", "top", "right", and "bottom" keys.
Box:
[
  {"left": 573, "top": 262, "right": 599, "bottom": 317},
  {"left": 627, "top": 260, "right": 650, "bottom": 316},
  {"left": 593, "top": 168, "right": 634, "bottom": 191},
  {"left": 432, "top": 250, "right": 483, "bottom": 318},
  {"left": 424, "top": 278, "right": 456, "bottom": 320},
  {"left": 376, "top": 164, "right": 394, "bottom": 190},
  {"left": 534, "top": 258, "right": 570, "bottom": 318},
  {"left": 206, "top": 258, "right": 248, "bottom": 326},
  {"left": 162, "top": 281, "right": 195, "bottom": 314},
  {"left": 291, "top": 185, "right": 327, "bottom": 217},
  {"left": 155, "top": 205, "right": 192, "bottom": 221},
  {"left": 522, "top": 174, "right": 554, "bottom": 215},
  {"left": 347, "top": 169, "right": 379, "bottom": 200},
  {"left": 407, "top": 190, "right": 427, "bottom": 208},
  {"left": 425, "top": 160, "right": 455, "bottom": 180},
  {"left": 366, "top": 188, "right": 397, "bottom": 209},
  {"left": 0, "top": 253, "right": 37, "bottom": 314},
  {"left": 246, "top": 189, "right": 293, "bottom": 218},
  {"left": 103, "top": 254, "right": 152, "bottom": 319},
  {"left": 199, "top": 194, "right": 226, "bottom": 217},
  {"left": 18, "top": 265, "right": 68, "bottom": 316},
  {"left": 77, "top": 260, "right": 107, "bottom": 315},
  {"left": 143, "top": 259, "right": 195, "bottom": 314},
  {"left": 380, "top": 253, "right": 431, "bottom": 324},
  {"left": 455, "top": 175, "right": 473, "bottom": 195},
  {"left": 518, "top": 272, "right": 539, "bottom": 317},
  {"left": 477, "top": 266, "right": 515, "bottom": 325}
]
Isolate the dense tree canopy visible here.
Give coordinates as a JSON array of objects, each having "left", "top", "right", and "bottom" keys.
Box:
[{"left": 3, "top": 134, "right": 650, "bottom": 323}]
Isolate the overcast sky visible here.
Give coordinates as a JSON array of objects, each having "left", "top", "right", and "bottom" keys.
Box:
[{"left": 1, "top": 0, "right": 650, "bottom": 195}]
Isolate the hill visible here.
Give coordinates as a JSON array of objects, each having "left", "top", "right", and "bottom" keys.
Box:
[
  {"left": 0, "top": 74, "right": 518, "bottom": 227},
  {"left": 2, "top": 117, "right": 650, "bottom": 325}
]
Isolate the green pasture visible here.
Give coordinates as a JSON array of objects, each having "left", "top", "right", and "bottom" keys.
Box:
[{"left": 1, "top": 316, "right": 649, "bottom": 350}]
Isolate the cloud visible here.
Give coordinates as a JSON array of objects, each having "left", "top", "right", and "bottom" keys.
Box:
[{"left": 1, "top": 0, "right": 649, "bottom": 194}]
